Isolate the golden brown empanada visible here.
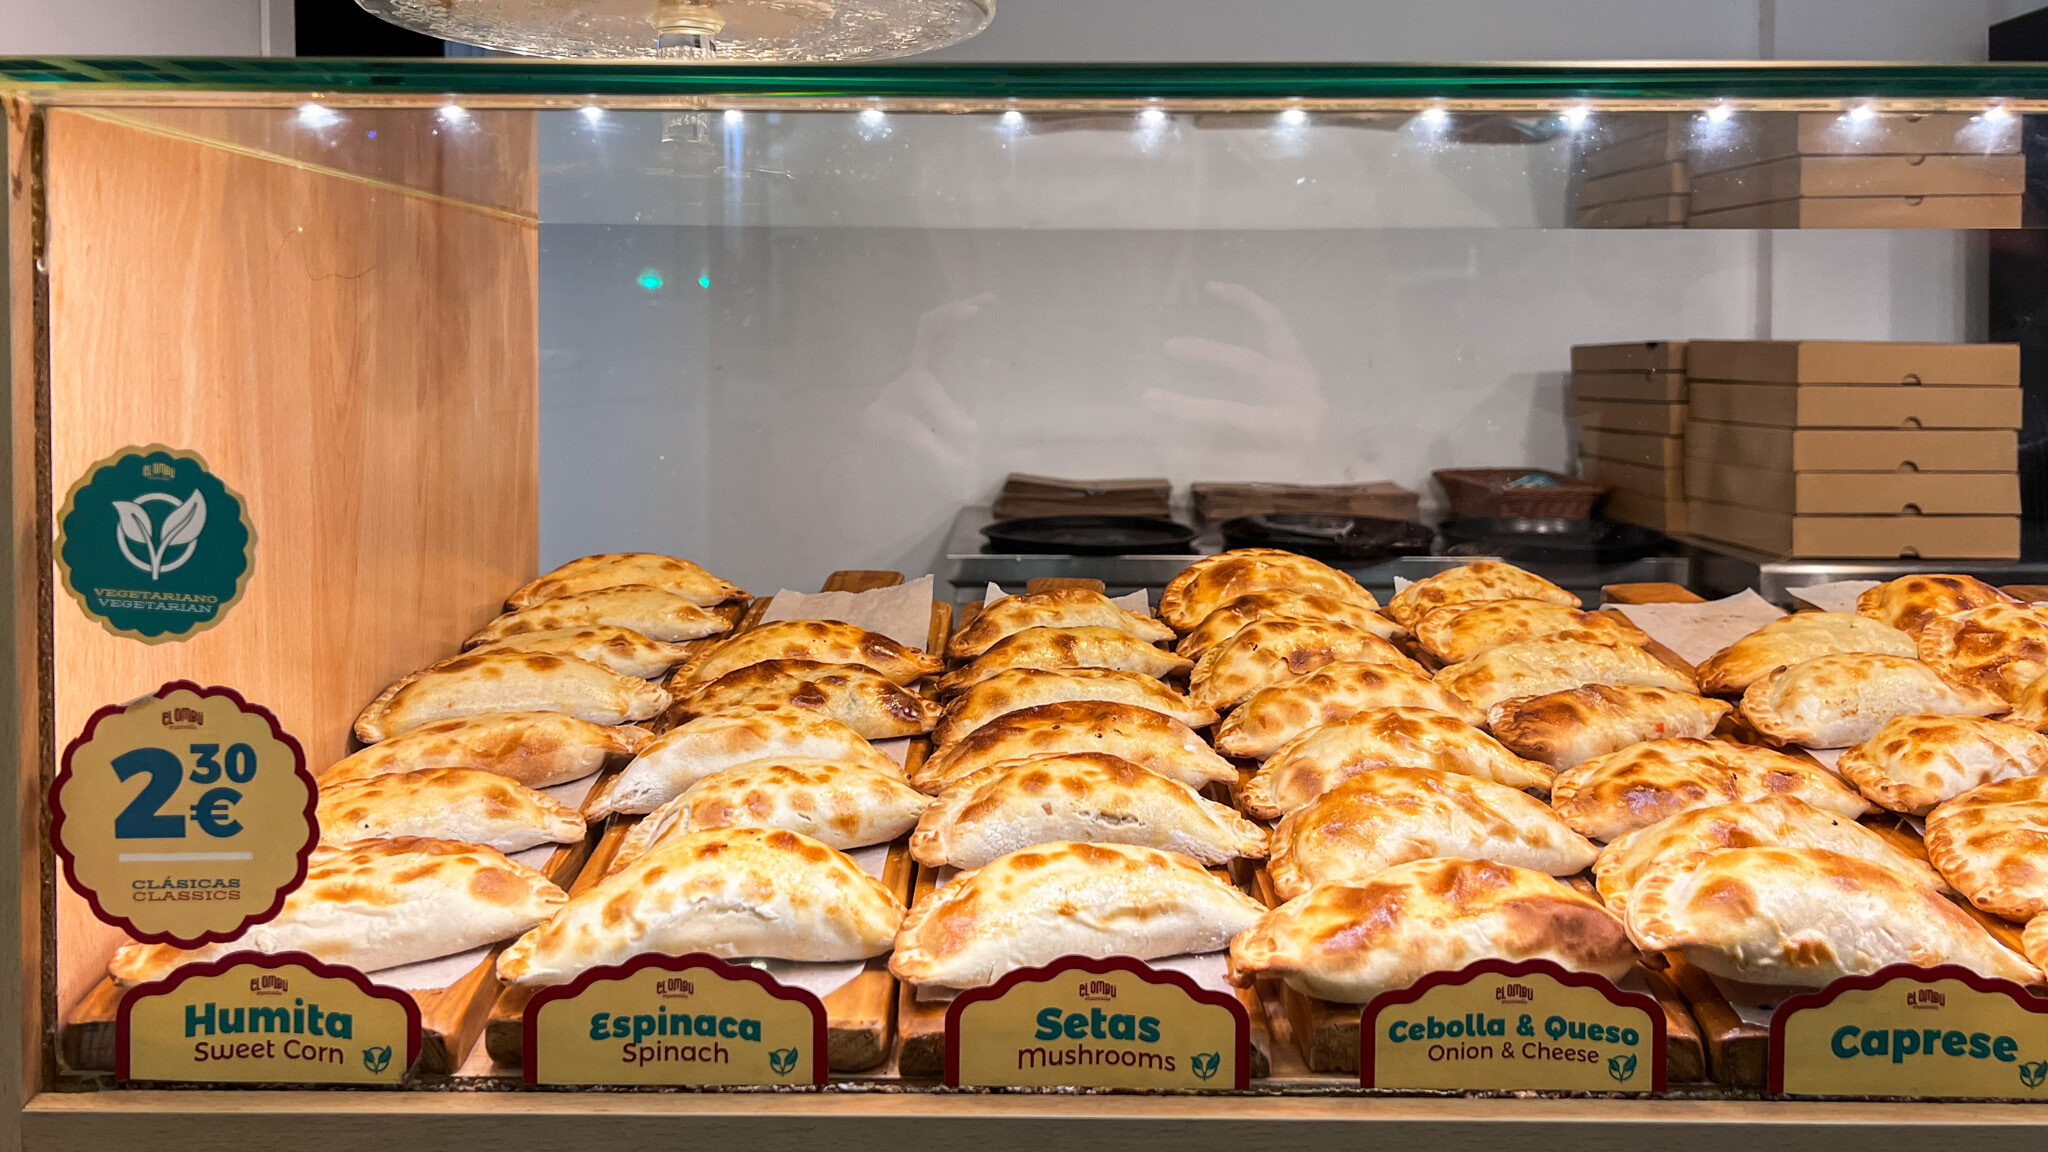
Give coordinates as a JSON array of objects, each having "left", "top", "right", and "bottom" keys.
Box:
[
  {"left": 1740, "top": 653, "right": 2007, "bottom": 748},
  {"left": 508, "top": 552, "right": 748, "bottom": 609},
  {"left": 352, "top": 653, "right": 669, "bottom": 743},
  {"left": 1625, "top": 846, "right": 2039, "bottom": 987},
  {"left": 674, "top": 660, "right": 939, "bottom": 739},
  {"left": 909, "top": 752, "right": 1265, "bottom": 869},
  {"left": 111, "top": 838, "right": 566, "bottom": 984},
  {"left": 2010, "top": 673, "right": 2048, "bottom": 730},
  {"left": 938, "top": 626, "right": 1191, "bottom": 695},
  {"left": 1415, "top": 598, "right": 1648, "bottom": 664},
  {"left": 1229, "top": 858, "right": 1637, "bottom": 1004},
  {"left": 948, "top": 588, "right": 1173, "bottom": 658},
  {"left": 1187, "top": 618, "right": 1419, "bottom": 713},
  {"left": 2026, "top": 916, "right": 2048, "bottom": 972},
  {"left": 595, "top": 706, "right": 899, "bottom": 816},
  {"left": 1552, "top": 738, "right": 1873, "bottom": 842},
  {"left": 1925, "top": 775, "right": 2048, "bottom": 921},
  {"left": 1437, "top": 638, "right": 1695, "bottom": 713},
  {"left": 670, "top": 620, "right": 942, "bottom": 692},
  {"left": 467, "top": 625, "right": 696, "bottom": 680},
  {"left": 1158, "top": 549, "right": 1375, "bottom": 633},
  {"left": 1267, "top": 769, "right": 1595, "bottom": 900},
  {"left": 1917, "top": 602, "right": 2048, "bottom": 704},
  {"left": 1694, "top": 611, "right": 1916, "bottom": 696},
  {"left": 933, "top": 667, "right": 1217, "bottom": 747},
  {"left": 889, "top": 840, "right": 1265, "bottom": 988},
  {"left": 320, "top": 712, "right": 647, "bottom": 789},
  {"left": 1488, "top": 684, "right": 1732, "bottom": 770},
  {"left": 498, "top": 828, "right": 904, "bottom": 986},
  {"left": 911, "top": 700, "right": 1235, "bottom": 794},
  {"left": 315, "top": 768, "right": 585, "bottom": 853},
  {"left": 1176, "top": 590, "right": 1406, "bottom": 659},
  {"left": 1241, "top": 707, "right": 1552, "bottom": 820},
  {"left": 1385, "top": 561, "right": 1579, "bottom": 629},
  {"left": 1856, "top": 573, "right": 2017, "bottom": 636},
  {"left": 468, "top": 585, "right": 731, "bottom": 646},
  {"left": 1214, "top": 661, "right": 1486, "bottom": 758},
  {"left": 608, "top": 759, "right": 928, "bottom": 872},
  {"left": 1837, "top": 714, "right": 2048, "bottom": 815}
]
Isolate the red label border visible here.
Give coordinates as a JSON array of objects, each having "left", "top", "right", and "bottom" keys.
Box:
[{"left": 1766, "top": 962, "right": 2048, "bottom": 1096}]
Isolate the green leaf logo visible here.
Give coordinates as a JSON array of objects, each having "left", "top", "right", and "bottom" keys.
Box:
[
  {"left": 769, "top": 1047, "right": 799, "bottom": 1076},
  {"left": 362, "top": 1045, "right": 393, "bottom": 1075},
  {"left": 1608, "top": 1053, "right": 1637, "bottom": 1083},
  {"left": 1190, "top": 1051, "right": 1221, "bottom": 1081},
  {"left": 2020, "top": 1060, "right": 2047, "bottom": 1089}
]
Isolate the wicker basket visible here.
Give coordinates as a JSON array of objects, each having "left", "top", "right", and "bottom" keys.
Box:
[{"left": 1432, "top": 468, "right": 1608, "bottom": 520}]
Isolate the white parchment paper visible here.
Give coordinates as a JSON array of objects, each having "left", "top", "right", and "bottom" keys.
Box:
[
  {"left": 1607, "top": 590, "right": 1786, "bottom": 667},
  {"left": 1788, "top": 580, "right": 1880, "bottom": 614}
]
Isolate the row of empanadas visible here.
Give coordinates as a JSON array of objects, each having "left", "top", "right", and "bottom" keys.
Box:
[
  {"left": 609, "top": 759, "right": 929, "bottom": 870},
  {"left": 353, "top": 652, "right": 670, "bottom": 743},
  {"left": 1695, "top": 612, "right": 1915, "bottom": 696},
  {"left": 949, "top": 588, "right": 1173, "bottom": 658},
  {"left": 1240, "top": 707, "right": 1551, "bottom": 819},
  {"left": 1158, "top": 549, "right": 1375, "bottom": 633},
  {"left": 1739, "top": 653, "right": 2006, "bottom": 748},
  {"left": 1188, "top": 618, "right": 1417, "bottom": 712},
  {"left": 1215, "top": 661, "right": 1483, "bottom": 758},
  {"left": 469, "top": 584, "right": 731, "bottom": 647},
  {"left": 671, "top": 658, "right": 940, "bottom": 739},
  {"left": 1551, "top": 737, "right": 1872, "bottom": 842},
  {"left": 1488, "top": 684, "right": 1730, "bottom": 770},
  {"left": 939, "top": 626, "right": 1190, "bottom": 695},
  {"left": 1175, "top": 590, "right": 1405, "bottom": 660},
  {"left": 914, "top": 700, "right": 1236, "bottom": 793},
  {"left": 935, "top": 667, "right": 1217, "bottom": 747},
  {"left": 596, "top": 706, "right": 899, "bottom": 816},
  {"left": 1414, "top": 598, "right": 1646, "bottom": 664},
  {"left": 671, "top": 619, "right": 942, "bottom": 693}
]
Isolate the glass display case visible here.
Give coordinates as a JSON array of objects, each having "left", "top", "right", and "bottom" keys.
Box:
[{"left": 7, "top": 57, "right": 2048, "bottom": 1150}]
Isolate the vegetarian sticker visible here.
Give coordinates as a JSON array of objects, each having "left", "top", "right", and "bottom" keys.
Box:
[{"left": 1770, "top": 964, "right": 2048, "bottom": 1098}]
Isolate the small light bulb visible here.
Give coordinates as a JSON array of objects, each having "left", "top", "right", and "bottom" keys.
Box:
[
  {"left": 437, "top": 104, "right": 469, "bottom": 124},
  {"left": 722, "top": 108, "right": 744, "bottom": 126},
  {"left": 859, "top": 107, "right": 887, "bottom": 126},
  {"left": 580, "top": 104, "right": 605, "bottom": 124},
  {"left": 1000, "top": 109, "right": 1025, "bottom": 129},
  {"left": 1139, "top": 107, "right": 1168, "bottom": 127},
  {"left": 1561, "top": 104, "right": 1592, "bottom": 130},
  {"left": 1983, "top": 103, "right": 2014, "bottom": 123},
  {"left": 1278, "top": 107, "right": 1308, "bottom": 127},
  {"left": 1704, "top": 102, "right": 1735, "bottom": 124},
  {"left": 296, "top": 102, "right": 338, "bottom": 129},
  {"left": 1418, "top": 105, "right": 1449, "bottom": 129},
  {"left": 1845, "top": 101, "right": 1878, "bottom": 123}
]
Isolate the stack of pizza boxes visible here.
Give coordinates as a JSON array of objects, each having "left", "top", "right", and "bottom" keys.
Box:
[
  {"left": 1683, "top": 339, "right": 2022, "bottom": 559},
  {"left": 1571, "top": 341, "right": 1688, "bottom": 533},
  {"left": 1569, "top": 114, "right": 1690, "bottom": 228}
]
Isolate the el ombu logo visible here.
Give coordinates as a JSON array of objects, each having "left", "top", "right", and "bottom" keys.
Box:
[{"left": 58, "top": 445, "right": 254, "bottom": 643}]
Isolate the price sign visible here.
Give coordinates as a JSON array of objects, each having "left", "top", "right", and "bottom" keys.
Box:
[{"left": 53, "top": 681, "right": 315, "bottom": 946}]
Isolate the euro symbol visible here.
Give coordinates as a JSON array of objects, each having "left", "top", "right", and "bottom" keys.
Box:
[{"left": 189, "top": 787, "right": 242, "bottom": 838}]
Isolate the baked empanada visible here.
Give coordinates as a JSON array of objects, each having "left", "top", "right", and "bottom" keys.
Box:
[
  {"left": 498, "top": 828, "right": 904, "bottom": 986},
  {"left": 1267, "top": 769, "right": 1596, "bottom": 900},
  {"left": 595, "top": 706, "right": 899, "bottom": 816},
  {"left": 608, "top": 759, "right": 928, "bottom": 872},
  {"left": 1856, "top": 573, "right": 2017, "bottom": 636},
  {"left": 2026, "top": 916, "right": 2048, "bottom": 972},
  {"left": 1415, "top": 599, "right": 1648, "bottom": 664},
  {"left": 1158, "top": 549, "right": 1375, "bottom": 633},
  {"left": 2011, "top": 673, "right": 2048, "bottom": 731},
  {"left": 1187, "top": 618, "right": 1418, "bottom": 712},
  {"left": 1740, "top": 653, "right": 2007, "bottom": 749},
  {"left": 1437, "top": 638, "right": 1695, "bottom": 713},
  {"left": 1551, "top": 738, "right": 1873, "bottom": 842},
  {"left": 1695, "top": 612, "right": 1916, "bottom": 697},
  {"left": 1925, "top": 774, "right": 2048, "bottom": 921},
  {"left": 948, "top": 588, "right": 1174, "bottom": 658},
  {"left": 1917, "top": 602, "right": 2048, "bottom": 704},
  {"left": 889, "top": 840, "right": 1266, "bottom": 988},
  {"left": 320, "top": 712, "right": 647, "bottom": 789},
  {"left": 316, "top": 768, "right": 585, "bottom": 853},
  {"left": 1213, "top": 661, "right": 1486, "bottom": 759},
  {"left": 508, "top": 552, "right": 748, "bottom": 609},
  {"left": 1488, "top": 685, "right": 1732, "bottom": 770},
  {"left": 933, "top": 667, "right": 1217, "bottom": 747},
  {"left": 938, "top": 626, "right": 1191, "bottom": 695},
  {"left": 909, "top": 752, "right": 1266, "bottom": 869},
  {"left": 1175, "top": 590, "right": 1406, "bottom": 659},
  {"left": 670, "top": 620, "right": 942, "bottom": 692},
  {"left": 1385, "top": 561, "right": 1579, "bottom": 629},
  {"left": 1228, "top": 858, "right": 1637, "bottom": 1004},
  {"left": 1624, "top": 846, "right": 2038, "bottom": 987},
  {"left": 468, "top": 585, "right": 731, "bottom": 646},
  {"left": 352, "top": 653, "right": 669, "bottom": 743},
  {"left": 911, "top": 700, "right": 1235, "bottom": 794},
  {"left": 1838, "top": 714, "right": 2048, "bottom": 816},
  {"left": 1241, "top": 707, "right": 1552, "bottom": 820},
  {"left": 674, "top": 660, "right": 939, "bottom": 739},
  {"left": 467, "top": 625, "right": 696, "bottom": 680},
  {"left": 111, "top": 838, "right": 566, "bottom": 984}
]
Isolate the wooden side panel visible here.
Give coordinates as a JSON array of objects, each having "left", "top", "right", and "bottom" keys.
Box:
[{"left": 42, "top": 108, "right": 539, "bottom": 1018}]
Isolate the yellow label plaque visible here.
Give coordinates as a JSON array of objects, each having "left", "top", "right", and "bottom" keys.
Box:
[
  {"left": 523, "top": 953, "right": 826, "bottom": 1086},
  {"left": 1362, "top": 959, "right": 1665, "bottom": 1092},
  {"left": 945, "top": 955, "right": 1250, "bottom": 1090},
  {"left": 1771, "top": 964, "right": 2048, "bottom": 1098},
  {"left": 118, "top": 952, "right": 419, "bottom": 1083},
  {"left": 53, "top": 682, "right": 316, "bottom": 947}
]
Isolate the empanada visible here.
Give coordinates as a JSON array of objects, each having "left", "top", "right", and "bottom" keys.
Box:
[
  {"left": 2026, "top": 916, "right": 2048, "bottom": 972},
  {"left": 1917, "top": 602, "right": 2048, "bottom": 703},
  {"left": 1695, "top": 612, "right": 1916, "bottom": 696},
  {"left": 1267, "top": 769, "right": 1596, "bottom": 900},
  {"left": 1241, "top": 707, "right": 1552, "bottom": 820},
  {"left": 1856, "top": 573, "right": 2017, "bottom": 636},
  {"left": 1740, "top": 653, "right": 2007, "bottom": 748},
  {"left": 608, "top": 759, "right": 928, "bottom": 872},
  {"left": 670, "top": 620, "right": 942, "bottom": 692},
  {"left": 674, "top": 660, "right": 940, "bottom": 739},
  {"left": 468, "top": 585, "right": 731, "bottom": 646},
  {"left": 1415, "top": 599, "right": 1648, "bottom": 664},
  {"left": 933, "top": 668, "right": 1217, "bottom": 747},
  {"left": 320, "top": 712, "right": 646, "bottom": 789},
  {"left": 508, "top": 552, "right": 748, "bottom": 609},
  {"left": 911, "top": 700, "right": 1235, "bottom": 794},
  {"left": 1551, "top": 738, "right": 1873, "bottom": 842},
  {"left": 1188, "top": 618, "right": 1419, "bottom": 712},
  {"left": 1625, "top": 846, "right": 2038, "bottom": 987},
  {"left": 1228, "top": 858, "right": 1637, "bottom": 1004},
  {"left": 1385, "top": 561, "right": 1579, "bottom": 629},
  {"left": 1437, "top": 638, "right": 1695, "bottom": 713},
  {"left": 889, "top": 840, "right": 1265, "bottom": 988},
  {"left": 909, "top": 753, "right": 1266, "bottom": 869},
  {"left": 1488, "top": 685, "right": 1732, "bottom": 770},
  {"left": 1925, "top": 775, "right": 2048, "bottom": 921},
  {"left": 948, "top": 588, "right": 1174, "bottom": 658},
  {"left": 595, "top": 706, "right": 899, "bottom": 816},
  {"left": 2011, "top": 673, "right": 2048, "bottom": 730},
  {"left": 1839, "top": 714, "right": 2048, "bottom": 815},
  {"left": 467, "top": 625, "right": 696, "bottom": 680},
  {"left": 938, "top": 626, "right": 1191, "bottom": 695},
  {"left": 1176, "top": 590, "right": 1406, "bottom": 659},
  {"left": 498, "top": 828, "right": 904, "bottom": 986},
  {"left": 352, "top": 653, "right": 669, "bottom": 743},
  {"left": 1158, "top": 549, "right": 1375, "bottom": 633},
  {"left": 111, "top": 838, "right": 566, "bottom": 984},
  {"left": 1213, "top": 661, "right": 1486, "bottom": 759},
  {"left": 316, "top": 768, "right": 585, "bottom": 853}
]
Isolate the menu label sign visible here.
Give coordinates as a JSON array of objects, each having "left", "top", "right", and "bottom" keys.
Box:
[{"left": 1771, "top": 964, "right": 2048, "bottom": 1098}]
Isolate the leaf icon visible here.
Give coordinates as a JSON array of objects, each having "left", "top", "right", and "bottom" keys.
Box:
[
  {"left": 1191, "top": 1051, "right": 1220, "bottom": 1080},
  {"left": 2021, "top": 1060, "right": 2047, "bottom": 1089},
  {"left": 769, "top": 1047, "right": 799, "bottom": 1076},
  {"left": 362, "top": 1045, "right": 393, "bottom": 1074},
  {"left": 160, "top": 490, "right": 207, "bottom": 549},
  {"left": 112, "top": 500, "right": 153, "bottom": 547},
  {"left": 1608, "top": 1053, "right": 1637, "bottom": 1083}
]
